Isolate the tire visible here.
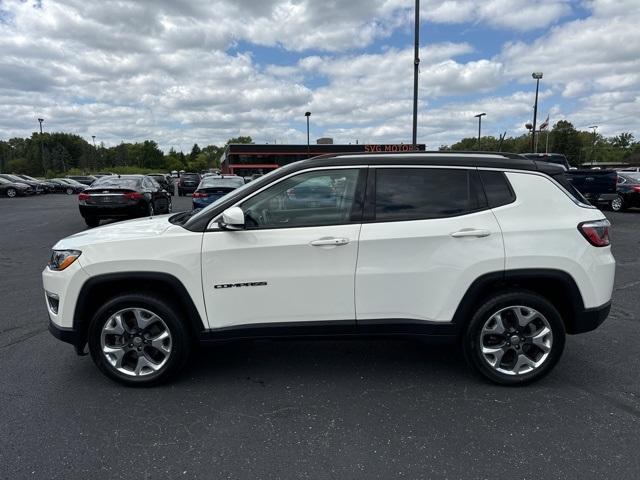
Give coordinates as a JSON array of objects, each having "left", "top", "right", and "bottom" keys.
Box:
[
  {"left": 84, "top": 216, "right": 100, "bottom": 228},
  {"left": 66, "top": 187, "right": 74, "bottom": 195},
  {"left": 167, "top": 198, "right": 173, "bottom": 213},
  {"left": 87, "top": 293, "right": 191, "bottom": 386},
  {"left": 6, "top": 188, "right": 17, "bottom": 198},
  {"left": 463, "top": 290, "right": 566, "bottom": 386},
  {"left": 148, "top": 201, "right": 155, "bottom": 217},
  {"left": 611, "top": 195, "right": 626, "bottom": 212}
]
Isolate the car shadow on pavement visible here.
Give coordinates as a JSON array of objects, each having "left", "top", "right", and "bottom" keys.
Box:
[{"left": 178, "top": 338, "right": 475, "bottom": 387}]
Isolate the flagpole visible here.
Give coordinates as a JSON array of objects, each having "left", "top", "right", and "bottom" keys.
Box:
[{"left": 545, "top": 129, "right": 549, "bottom": 154}]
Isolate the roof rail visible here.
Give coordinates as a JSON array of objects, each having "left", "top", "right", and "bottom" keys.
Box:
[{"left": 307, "top": 150, "right": 524, "bottom": 161}]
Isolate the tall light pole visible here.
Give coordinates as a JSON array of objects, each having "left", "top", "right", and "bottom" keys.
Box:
[
  {"left": 589, "top": 125, "right": 598, "bottom": 167},
  {"left": 531, "top": 72, "right": 543, "bottom": 152},
  {"left": 304, "top": 111, "right": 311, "bottom": 155},
  {"left": 37, "top": 118, "right": 46, "bottom": 174},
  {"left": 412, "top": 0, "right": 420, "bottom": 149},
  {"left": 92, "top": 135, "right": 96, "bottom": 172},
  {"left": 474, "top": 113, "right": 486, "bottom": 150}
]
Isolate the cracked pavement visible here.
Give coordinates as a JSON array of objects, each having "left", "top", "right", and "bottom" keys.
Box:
[{"left": 1, "top": 194, "right": 639, "bottom": 479}]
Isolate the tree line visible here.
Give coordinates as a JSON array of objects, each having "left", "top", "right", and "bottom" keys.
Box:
[
  {"left": 1, "top": 120, "right": 638, "bottom": 176},
  {"left": 441, "top": 120, "right": 639, "bottom": 166},
  {"left": 0, "top": 134, "right": 252, "bottom": 177}
]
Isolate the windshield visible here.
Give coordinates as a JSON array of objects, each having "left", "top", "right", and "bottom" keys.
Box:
[
  {"left": 90, "top": 176, "right": 141, "bottom": 189},
  {"left": 188, "top": 168, "right": 281, "bottom": 222},
  {"left": 200, "top": 177, "right": 245, "bottom": 188}
]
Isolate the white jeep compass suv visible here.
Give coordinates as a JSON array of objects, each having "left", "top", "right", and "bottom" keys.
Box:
[{"left": 43, "top": 153, "right": 615, "bottom": 386}]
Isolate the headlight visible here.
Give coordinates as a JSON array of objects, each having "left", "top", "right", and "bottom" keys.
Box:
[{"left": 48, "top": 250, "right": 82, "bottom": 271}]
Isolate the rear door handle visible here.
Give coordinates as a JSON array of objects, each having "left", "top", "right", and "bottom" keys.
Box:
[
  {"left": 450, "top": 229, "right": 491, "bottom": 238},
  {"left": 310, "top": 237, "right": 350, "bottom": 246}
]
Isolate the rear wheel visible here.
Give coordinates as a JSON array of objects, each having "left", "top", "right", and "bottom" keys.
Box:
[
  {"left": 87, "top": 293, "right": 191, "bottom": 386},
  {"left": 84, "top": 216, "right": 100, "bottom": 228},
  {"left": 463, "top": 291, "right": 565, "bottom": 386},
  {"left": 66, "top": 187, "right": 74, "bottom": 195},
  {"left": 611, "top": 195, "right": 626, "bottom": 212}
]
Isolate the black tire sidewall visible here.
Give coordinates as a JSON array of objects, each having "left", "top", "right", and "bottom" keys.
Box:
[
  {"left": 463, "top": 290, "right": 566, "bottom": 386},
  {"left": 88, "top": 293, "right": 190, "bottom": 386}
]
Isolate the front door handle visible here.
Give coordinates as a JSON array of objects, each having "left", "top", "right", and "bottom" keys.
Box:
[
  {"left": 450, "top": 229, "right": 491, "bottom": 238},
  {"left": 309, "top": 237, "right": 350, "bottom": 246}
]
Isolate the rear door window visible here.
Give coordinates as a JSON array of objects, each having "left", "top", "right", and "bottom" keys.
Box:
[{"left": 374, "top": 168, "right": 485, "bottom": 221}]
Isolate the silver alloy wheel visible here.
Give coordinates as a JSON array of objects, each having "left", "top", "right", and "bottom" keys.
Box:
[
  {"left": 148, "top": 202, "right": 154, "bottom": 216},
  {"left": 100, "top": 308, "right": 172, "bottom": 377},
  {"left": 480, "top": 305, "right": 553, "bottom": 376},
  {"left": 611, "top": 196, "right": 623, "bottom": 211},
  {"left": 66, "top": 187, "right": 73, "bottom": 195},
  {"left": 7, "top": 188, "right": 16, "bottom": 198},
  {"left": 167, "top": 199, "right": 173, "bottom": 213}
]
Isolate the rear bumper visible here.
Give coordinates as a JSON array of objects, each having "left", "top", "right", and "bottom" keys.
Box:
[
  {"left": 79, "top": 203, "right": 146, "bottom": 218},
  {"left": 585, "top": 193, "right": 617, "bottom": 203},
  {"left": 567, "top": 301, "right": 611, "bottom": 334}
]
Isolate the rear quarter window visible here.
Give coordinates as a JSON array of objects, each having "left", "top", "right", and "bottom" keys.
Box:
[{"left": 479, "top": 170, "right": 516, "bottom": 208}]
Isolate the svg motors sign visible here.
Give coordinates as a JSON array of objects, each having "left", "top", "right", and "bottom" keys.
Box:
[{"left": 363, "top": 144, "right": 426, "bottom": 152}]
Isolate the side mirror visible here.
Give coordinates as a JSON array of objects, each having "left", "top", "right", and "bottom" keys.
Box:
[{"left": 219, "top": 206, "right": 245, "bottom": 230}]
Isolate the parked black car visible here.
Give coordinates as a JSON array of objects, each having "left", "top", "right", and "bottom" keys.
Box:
[
  {"left": 148, "top": 173, "right": 174, "bottom": 195},
  {"left": 177, "top": 172, "right": 201, "bottom": 196},
  {"left": 14, "top": 174, "right": 56, "bottom": 192},
  {"left": 0, "top": 176, "right": 33, "bottom": 197},
  {"left": 0, "top": 174, "right": 46, "bottom": 194},
  {"left": 612, "top": 172, "right": 640, "bottom": 211},
  {"left": 79, "top": 175, "right": 172, "bottom": 227},
  {"left": 67, "top": 175, "right": 97, "bottom": 186},
  {"left": 49, "top": 178, "right": 86, "bottom": 194}
]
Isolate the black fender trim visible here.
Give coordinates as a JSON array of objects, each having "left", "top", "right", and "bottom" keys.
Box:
[
  {"left": 72, "top": 272, "right": 206, "bottom": 352},
  {"left": 451, "top": 268, "right": 605, "bottom": 335}
]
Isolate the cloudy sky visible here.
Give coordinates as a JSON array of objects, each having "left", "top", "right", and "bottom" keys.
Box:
[{"left": 0, "top": 0, "right": 638, "bottom": 151}]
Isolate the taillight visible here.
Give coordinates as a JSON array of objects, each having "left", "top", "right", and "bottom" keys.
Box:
[
  {"left": 578, "top": 219, "right": 610, "bottom": 247},
  {"left": 124, "top": 192, "right": 144, "bottom": 200},
  {"left": 632, "top": 186, "right": 640, "bottom": 193},
  {"left": 192, "top": 192, "right": 208, "bottom": 198},
  {"left": 78, "top": 192, "right": 90, "bottom": 201}
]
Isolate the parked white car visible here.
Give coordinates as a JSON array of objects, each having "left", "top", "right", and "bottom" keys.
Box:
[{"left": 43, "top": 153, "right": 615, "bottom": 386}]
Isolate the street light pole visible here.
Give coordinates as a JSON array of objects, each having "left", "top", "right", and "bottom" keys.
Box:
[
  {"left": 304, "top": 111, "right": 311, "bottom": 156},
  {"left": 37, "top": 118, "right": 46, "bottom": 174},
  {"left": 474, "top": 113, "right": 486, "bottom": 150},
  {"left": 412, "top": 0, "right": 420, "bottom": 149},
  {"left": 531, "top": 72, "right": 543, "bottom": 152},
  {"left": 92, "top": 135, "right": 96, "bottom": 173},
  {"left": 589, "top": 125, "right": 598, "bottom": 167}
]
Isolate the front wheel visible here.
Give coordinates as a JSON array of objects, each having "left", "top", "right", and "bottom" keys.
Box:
[
  {"left": 463, "top": 291, "right": 565, "bottom": 386},
  {"left": 87, "top": 294, "right": 191, "bottom": 386},
  {"left": 611, "top": 195, "right": 626, "bottom": 212},
  {"left": 66, "top": 187, "right": 74, "bottom": 195},
  {"left": 6, "top": 188, "right": 17, "bottom": 198}
]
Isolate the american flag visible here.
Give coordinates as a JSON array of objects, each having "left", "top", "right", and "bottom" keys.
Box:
[{"left": 539, "top": 115, "right": 550, "bottom": 130}]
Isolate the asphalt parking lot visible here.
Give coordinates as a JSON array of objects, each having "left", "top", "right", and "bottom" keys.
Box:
[{"left": 1, "top": 194, "right": 639, "bottom": 479}]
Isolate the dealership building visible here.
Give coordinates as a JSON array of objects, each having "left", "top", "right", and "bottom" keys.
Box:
[{"left": 220, "top": 139, "right": 426, "bottom": 176}]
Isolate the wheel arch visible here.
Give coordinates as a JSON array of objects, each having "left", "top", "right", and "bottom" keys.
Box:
[
  {"left": 73, "top": 272, "right": 206, "bottom": 350},
  {"left": 452, "top": 269, "right": 586, "bottom": 334}
]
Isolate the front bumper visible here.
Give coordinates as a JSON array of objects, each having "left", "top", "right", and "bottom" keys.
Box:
[{"left": 566, "top": 301, "right": 611, "bottom": 334}]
